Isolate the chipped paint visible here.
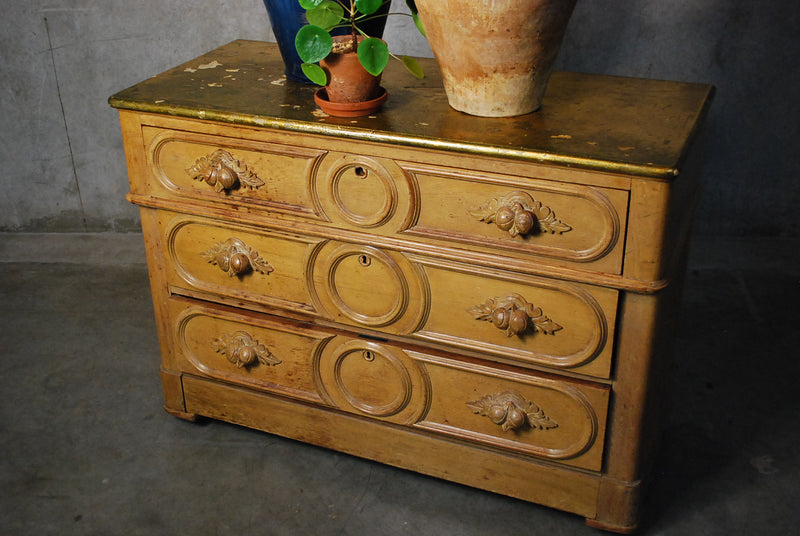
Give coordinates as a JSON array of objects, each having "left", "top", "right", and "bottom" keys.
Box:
[
  {"left": 207, "top": 83, "right": 223, "bottom": 88},
  {"left": 552, "top": 134, "right": 572, "bottom": 139},
  {"left": 312, "top": 109, "right": 330, "bottom": 118},
  {"left": 154, "top": 99, "right": 165, "bottom": 104},
  {"left": 271, "top": 76, "right": 287, "bottom": 86},
  {"left": 198, "top": 60, "right": 222, "bottom": 70},
  {"left": 225, "top": 68, "right": 240, "bottom": 73},
  {"left": 184, "top": 68, "right": 197, "bottom": 73}
]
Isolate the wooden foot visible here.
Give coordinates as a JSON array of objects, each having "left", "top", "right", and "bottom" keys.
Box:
[
  {"left": 585, "top": 518, "right": 638, "bottom": 534},
  {"left": 164, "top": 405, "right": 200, "bottom": 422}
]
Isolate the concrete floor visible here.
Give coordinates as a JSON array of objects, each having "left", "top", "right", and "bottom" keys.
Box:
[{"left": 1, "top": 233, "right": 798, "bottom": 535}]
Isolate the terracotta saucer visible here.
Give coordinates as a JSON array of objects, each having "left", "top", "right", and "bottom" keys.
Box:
[{"left": 314, "top": 87, "right": 388, "bottom": 117}]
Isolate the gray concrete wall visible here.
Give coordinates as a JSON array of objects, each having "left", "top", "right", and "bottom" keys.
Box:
[{"left": 2, "top": 0, "right": 797, "bottom": 236}]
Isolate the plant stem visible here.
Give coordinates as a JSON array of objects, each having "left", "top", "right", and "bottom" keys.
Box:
[{"left": 350, "top": 0, "right": 358, "bottom": 52}]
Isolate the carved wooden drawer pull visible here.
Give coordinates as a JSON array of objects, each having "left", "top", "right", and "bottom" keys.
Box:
[
  {"left": 201, "top": 238, "right": 274, "bottom": 277},
  {"left": 468, "top": 293, "right": 563, "bottom": 337},
  {"left": 213, "top": 331, "right": 281, "bottom": 368},
  {"left": 469, "top": 191, "right": 572, "bottom": 237},
  {"left": 187, "top": 149, "right": 265, "bottom": 193},
  {"left": 467, "top": 391, "right": 558, "bottom": 432}
]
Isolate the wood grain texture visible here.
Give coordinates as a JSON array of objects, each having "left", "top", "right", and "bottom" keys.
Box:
[{"left": 112, "top": 42, "right": 712, "bottom": 533}]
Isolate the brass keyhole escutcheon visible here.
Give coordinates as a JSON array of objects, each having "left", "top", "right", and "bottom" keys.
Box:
[
  {"left": 354, "top": 166, "right": 367, "bottom": 178},
  {"left": 363, "top": 350, "right": 375, "bottom": 362},
  {"left": 358, "top": 254, "right": 371, "bottom": 267}
]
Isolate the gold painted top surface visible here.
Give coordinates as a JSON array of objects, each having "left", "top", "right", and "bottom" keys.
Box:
[{"left": 109, "top": 40, "right": 714, "bottom": 179}]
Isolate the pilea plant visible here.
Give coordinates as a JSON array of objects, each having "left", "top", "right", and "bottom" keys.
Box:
[{"left": 295, "top": 0, "right": 425, "bottom": 86}]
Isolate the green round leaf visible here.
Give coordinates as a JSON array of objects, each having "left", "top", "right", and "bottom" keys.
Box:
[
  {"left": 299, "top": 0, "right": 324, "bottom": 9},
  {"left": 401, "top": 56, "right": 424, "bottom": 79},
  {"left": 306, "top": 1, "right": 344, "bottom": 29},
  {"left": 357, "top": 37, "right": 389, "bottom": 76},
  {"left": 295, "top": 25, "right": 333, "bottom": 63},
  {"left": 301, "top": 63, "right": 329, "bottom": 86},
  {"left": 355, "top": 0, "right": 383, "bottom": 16}
]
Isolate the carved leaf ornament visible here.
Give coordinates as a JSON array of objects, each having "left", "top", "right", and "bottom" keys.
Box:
[
  {"left": 468, "top": 293, "right": 563, "bottom": 337},
  {"left": 187, "top": 149, "right": 265, "bottom": 193},
  {"left": 213, "top": 331, "right": 281, "bottom": 369},
  {"left": 467, "top": 391, "right": 558, "bottom": 432},
  {"left": 469, "top": 191, "right": 572, "bottom": 237},
  {"left": 201, "top": 238, "right": 274, "bottom": 277}
]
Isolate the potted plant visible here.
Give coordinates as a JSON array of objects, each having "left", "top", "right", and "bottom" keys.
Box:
[
  {"left": 294, "top": 0, "right": 425, "bottom": 116},
  {"left": 414, "top": 0, "right": 577, "bottom": 117},
  {"left": 263, "top": 0, "right": 393, "bottom": 83}
]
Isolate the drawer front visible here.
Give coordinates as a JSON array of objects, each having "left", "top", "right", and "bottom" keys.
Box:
[
  {"left": 314, "top": 336, "right": 609, "bottom": 471},
  {"left": 159, "top": 211, "right": 322, "bottom": 317},
  {"left": 168, "top": 298, "right": 332, "bottom": 406},
  {"left": 143, "top": 127, "right": 328, "bottom": 220}
]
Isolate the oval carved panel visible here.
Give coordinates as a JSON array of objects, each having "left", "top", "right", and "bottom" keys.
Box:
[
  {"left": 311, "top": 153, "right": 417, "bottom": 231},
  {"left": 330, "top": 160, "right": 397, "bottom": 227},
  {"left": 307, "top": 241, "right": 430, "bottom": 334},
  {"left": 314, "top": 337, "right": 431, "bottom": 424}
]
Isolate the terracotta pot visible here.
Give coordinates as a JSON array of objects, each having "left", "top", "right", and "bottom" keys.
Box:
[
  {"left": 415, "top": 0, "right": 577, "bottom": 117},
  {"left": 314, "top": 87, "right": 388, "bottom": 117},
  {"left": 321, "top": 35, "right": 383, "bottom": 104}
]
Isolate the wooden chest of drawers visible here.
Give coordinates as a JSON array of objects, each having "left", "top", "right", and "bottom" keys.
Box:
[{"left": 110, "top": 40, "right": 713, "bottom": 533}]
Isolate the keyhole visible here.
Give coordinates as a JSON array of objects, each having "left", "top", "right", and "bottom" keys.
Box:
[
  {"left": 358, "top": 254, "right": 371, "bottom": 266},
  {"left": 363, "top": 350, "right": 375, "bottom": 362},
  {"left": 354, "top": 166, "right": 367, "bottom": 178}
]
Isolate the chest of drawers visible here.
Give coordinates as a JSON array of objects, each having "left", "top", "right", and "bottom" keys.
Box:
[{"left": 110, "top": 40, "right": 713, "bottom": 533}]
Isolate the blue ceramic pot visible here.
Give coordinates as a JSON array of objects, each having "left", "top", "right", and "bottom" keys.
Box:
[{"left": 264, "top": 0, "right": 391, "bottom": 83}]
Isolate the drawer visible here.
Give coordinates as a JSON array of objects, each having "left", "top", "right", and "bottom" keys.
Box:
[{"left": 168, "top": 297, "right": 608, "bottom": 471}]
